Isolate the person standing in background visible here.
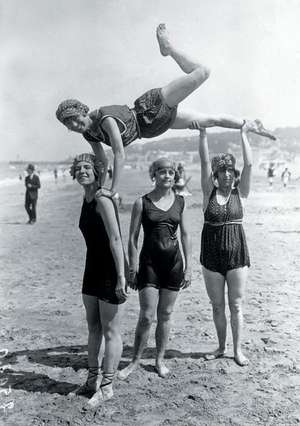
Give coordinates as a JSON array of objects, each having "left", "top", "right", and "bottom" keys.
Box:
[
  {"left": 267, "top": 163, "right": 276, "bottom": 188},
  {"left": 25, "top": 164, "right": 41, "bottom": 224},
  {"left": 281, "top": 167, "right": 291, "bottom": 188},
  {"left": 53, "top": 167, "right": 58, "bottom": 182}
]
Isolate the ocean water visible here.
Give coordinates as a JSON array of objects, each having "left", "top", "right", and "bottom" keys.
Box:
[{"left": 0, "top": 162, "right": 72, "bottom": 187}]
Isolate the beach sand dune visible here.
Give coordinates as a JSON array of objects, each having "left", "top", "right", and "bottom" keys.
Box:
[{"left": 0, "top": 170, "right": 299, "bottom": 425}]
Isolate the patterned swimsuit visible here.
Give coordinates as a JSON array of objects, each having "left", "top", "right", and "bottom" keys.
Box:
[
  {"left": 83, "top": 88, "right": 177, "bottom": 146},
  {"left": 200, "top": 187, "right": 250, "bottom": 276}
]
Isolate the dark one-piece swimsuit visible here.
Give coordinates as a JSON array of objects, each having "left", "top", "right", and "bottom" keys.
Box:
[
  {"left": 137, "top": 193, "right": 185, "bottom": 291},
  {"left": 200, "top": 187, "right": 250, "bottom": 276},
  {"left": 79, "top": 197, "right": 126, "bottom": 305}
]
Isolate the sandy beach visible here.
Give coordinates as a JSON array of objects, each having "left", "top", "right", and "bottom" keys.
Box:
[{"left": 0, "top": 169, "right": 300, "bottom": 425}]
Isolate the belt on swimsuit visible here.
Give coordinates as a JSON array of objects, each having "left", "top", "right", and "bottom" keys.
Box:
[
  {"left": 130, "top": 109, "right": 141, "bottom": 139},
  {"left": 204, "top": 220, "right": 243, "bottom": 226}
]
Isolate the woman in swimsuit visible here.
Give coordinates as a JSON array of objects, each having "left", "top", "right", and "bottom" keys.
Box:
[
  {"left": 119, "top": 158, "right": 191, "bottom": 379},
  {"left": 198, "top": 124, "right": 252, "bottom": 366},
  {"left": 56, "top": 24, "right": 275, "bottom": 198},
  {"left": 71, "top": 153, "right": 127, "bottom": 408}
]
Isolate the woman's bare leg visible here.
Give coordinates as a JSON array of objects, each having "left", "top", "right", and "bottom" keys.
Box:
[
  {"left": 77, "top": 295, "right": 103, "bottom": 395},
  {"left": 157, "top": 23, "right": 210, "bottom": 108},
  {"left": 202, "top": 267, "right": 227, "bottom": 359},
  {"left": 157, "top": 24, "right": 275, "bottom": 140},
  {"left": 118, "top": 287, "right": 159, "bottom": 380},
  {"left": 171, "top": 109, "right": 276, "bottom": 140},
  {"left": 86, "top": 301, "right": 124, "bottom": 408},
  {"left": 155, "top": 288, "right": 179, "bottom": 377},
  {"left": 227, "top": 267, "right": 249, "bottom": 366}
]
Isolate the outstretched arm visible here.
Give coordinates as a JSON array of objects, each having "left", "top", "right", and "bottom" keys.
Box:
[
  {"left": 96, "top": 196, "right": 127, "bottom": 301},
  {"left": 198, "top": 128, "right": 213, "bottom": 198},
  {"left": 179, "top": 202, "right": 192, "bottom": 289},
  {"left": 128, "top": 198, "right": 142, "bottom": 289},
  {"left": 239, "top": 126, "right": 253, "bottom": 198},
  {"left": 101, "top": 117, "right": 125, "bottom": 195}
]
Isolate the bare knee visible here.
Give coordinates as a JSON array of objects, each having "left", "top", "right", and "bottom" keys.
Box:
[
  {"left": 212, "top": 302, "right": 225, "bottom": 316},
  {"left": 139, "top": 311, "right": 155, "bottom": 328},
  {"left": 103, "top": 325, "right": 121, "bottom": 342},
  {"left": 87, "top": 321, "right": 102, "bottom": 335},
  {"left": 193, "top": 66, "right": 211, "bottom": 86},
  {"left": 157, "top": 307, "right": 173, "bottom": 324},
  {"left": 229, "top": 300, "right": 243, "bottom": 315}
]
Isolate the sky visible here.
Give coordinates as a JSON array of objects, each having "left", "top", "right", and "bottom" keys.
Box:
[{"left": 1, "top": 0, "right": 300, "bottom": 161}]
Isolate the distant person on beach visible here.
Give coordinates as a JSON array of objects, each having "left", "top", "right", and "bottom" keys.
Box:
[
  {"left": 267, "top": 163, "right": 276, "bottom": 187},
  {"left": 174, "top": 162, "right": 192, "bottom": 196},
  {"left": 198, "top": 124, "right": 252, "bottom": 366},
  {"left": 281, "top": 167, "right": 291, "bottom": 188},
  {"left": 119, "top": 157, "right": 191, "bottom": 380},
  {"left": 25, "top": 164, "right": 41, "bottom": 224},
  {"left": 56, "top": 23, "right": 275, "bottom": 199},
  {"left": 71, "top": 153, "right": 128, "bottom": 408},
  {"left": 53, "top": 167, "right": 58, "bottom": 182}
]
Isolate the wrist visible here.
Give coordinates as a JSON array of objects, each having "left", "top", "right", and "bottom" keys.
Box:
[{"left": 117, "top": 274, "right": 125, "bottom": 279}]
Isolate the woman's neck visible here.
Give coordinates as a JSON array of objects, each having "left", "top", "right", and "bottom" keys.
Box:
[
  {"left": 216, "top": 186, "right": 232, "bottom": 197},
  {"left": 152, "top": 186, "right": 173, "bottom": 199},
  {"left": 83, "top": 182, "right": 98, "bottom": 201}
]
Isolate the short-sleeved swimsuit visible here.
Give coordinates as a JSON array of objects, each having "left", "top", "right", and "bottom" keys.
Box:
[
  {"left": 83, "top": 88, "right": 177, "bottom": 146},
  {"left": 137, "top": 193, "right": 185, "bottom": 291},
  {"left": 79, "top": 197, "right": 126, "bottom": 305},
  {"left": 200, "top": 187, "right": 250, "bottom": 276}
]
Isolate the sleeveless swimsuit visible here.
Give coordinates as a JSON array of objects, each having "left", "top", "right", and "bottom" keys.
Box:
[
  {"left": 200, "top": 187, "right": 250, "bottom": 276},
  {"left": 137, "top": 193, "right": 184, "bottom": 291},
  {"left": 79, "top": 197, "right": 126, "bottom": 304},
  {"left": 83, "top": 88, "right": 177, "bottom": 146}
]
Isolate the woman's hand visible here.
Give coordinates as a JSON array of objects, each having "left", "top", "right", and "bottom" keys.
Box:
[
  {"left": 115, "top": 276, "right": 128, "bottom": 302},
  {"left": 95, "top": 187, "right": 115, "bottom": 199},
  {"left": 182, "top": 268, "right": 192, "bottom": 289},
  {"left": 128, "top": 267, "right": 138, "bottom": 290}
]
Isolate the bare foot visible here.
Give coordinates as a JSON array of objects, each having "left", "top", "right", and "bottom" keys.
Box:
[
  {"left": 246, "top": 119, "right": 276, "bottom": 140},
  {"left": 156, "top": 23, "right": 172, "bottom": 56},
  {"left": 234, "top": 352, "right": 249, "bottom": 367},
  {"left": 118, "top": 362, "right": 139, "bottom": 380},
  {"left": 204, "top": 348, "right": 227, "bottom": 361},
  {"left": 155, "top": 362, "right": 170, "bottom": 378},
  {"left": 84, "top": 383, "right": 114, "bottom": 410}
]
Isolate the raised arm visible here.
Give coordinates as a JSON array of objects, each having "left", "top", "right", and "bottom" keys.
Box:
[
  {"left": 179, "top": 202, "right": 192, "bottom": 289},
  {"left": 128, "top": 198, "right": 143, "bottom": 290},
  {"left": 95, "top": 195, "right": 127, "bottom": 301},
  {"left": 198, "top": 128, "right": 213, "bottom": 198},
  {"left": 101, "top": 117, "right": 125, "bottom": 195},
  {"left": 239, "top": 125, "right": 253, "bottom": 198}
]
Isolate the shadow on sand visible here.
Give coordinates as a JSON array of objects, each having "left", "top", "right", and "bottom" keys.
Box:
[{"left": 4, "top": 344, "right": 215, "bottom": 395}]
